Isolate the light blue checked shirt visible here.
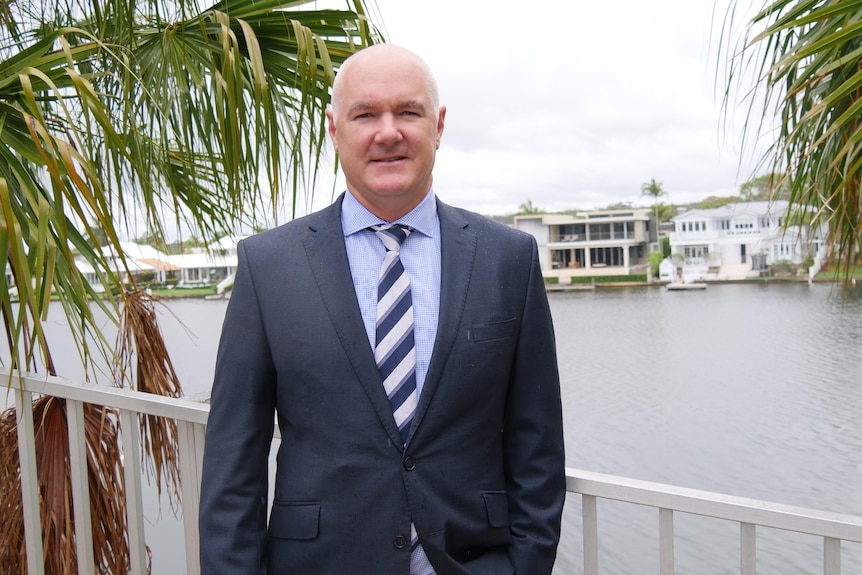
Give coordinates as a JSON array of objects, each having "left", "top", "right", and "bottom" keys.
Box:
[{"left": 341, "top": 189, "right": 441, "bottom": 397}]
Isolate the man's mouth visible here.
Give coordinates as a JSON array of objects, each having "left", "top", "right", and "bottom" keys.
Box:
[{"left": 372, "top": 156, "right": 406, "bottom": 163}]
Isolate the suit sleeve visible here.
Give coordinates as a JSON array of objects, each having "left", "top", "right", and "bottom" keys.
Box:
[
  {"left": 199, "top": 240, "right": 276, "bottom": 575},
  {"left": 503, "top": 237, "right": 566, "bottom": 575}
]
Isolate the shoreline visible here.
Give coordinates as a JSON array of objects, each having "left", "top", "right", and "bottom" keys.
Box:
[
  {"left": 36, "top": 275, "right": 851, "bottom": 301},
  {"left": 545, "top": 276, "right": 856, "bottom": 292}
]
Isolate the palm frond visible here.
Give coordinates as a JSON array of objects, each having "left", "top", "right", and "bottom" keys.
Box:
[
  {"left": 115, "top": 290, "right": 181, "bottom": 508},
  {"left": 1, "top": 0, "right": 384, "bottom": 571},
  {"left": 722, "top": 0, "right": 862, "bottom": 284},
  {"left": 0, "top": 397, "right": 130, "bottom": 575}
]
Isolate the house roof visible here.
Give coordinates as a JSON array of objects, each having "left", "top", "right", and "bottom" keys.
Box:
[
  {"left": 673, "top": 201, "right": 791, "bottom": 221},
  {"left": 136, "top": 258, "right": 181, "bottom": 271}
]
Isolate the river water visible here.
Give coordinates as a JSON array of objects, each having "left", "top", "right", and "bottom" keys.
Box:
[{"left": 10, "top": 282, "right": 862, "bottom": 573}]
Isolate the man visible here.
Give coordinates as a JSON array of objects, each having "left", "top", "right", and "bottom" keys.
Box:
[{"left": 199, "top": 44, "right": 565, "bottom": 575}]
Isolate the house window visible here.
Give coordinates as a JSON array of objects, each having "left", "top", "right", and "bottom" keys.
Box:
[
  {"left": 613, "top": 222, "right": 634, "bottom": 239},
  {"left": 590, "top": 247, "right": 624, "bottom": 267},
  {"left": 684, "top": 246, "right": 709, "bottom": 258},
  {"left": 555, "top": 223, "right": 585, "bottom": 242},
  {"left": 589, "top": 223, "right": 611, "bottom": 241},
  {"left": 773, "top": 243, "right": 793, "bottom": 259}
]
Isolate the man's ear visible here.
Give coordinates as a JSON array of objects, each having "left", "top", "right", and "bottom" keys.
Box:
[
  {"left": 326, "top": 109, "right": 338, "bottom": 152},
  {"left": 435, "top": 106, "right": 447, "bottom": 149}
]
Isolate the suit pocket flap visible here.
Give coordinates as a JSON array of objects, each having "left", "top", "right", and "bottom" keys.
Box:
[
  {"left": 470, "top": 318, "right": 517, "bottom": 343},
  {"left": 269, "top": 502, "right": 320, "bottom": 540},
  {"left": 482, "top": 491, "right": 510, "bottom": 528}
]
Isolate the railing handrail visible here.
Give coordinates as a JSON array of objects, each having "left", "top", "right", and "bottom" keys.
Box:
[
  {"left": 567, "top": 467, "right": 862, "bottom": 542},
  {"left": 7, "top": 368, "right": 862, "bottom": 574},
  {"left": 3, "top": 369, "right": 210, "bottom": 423}
]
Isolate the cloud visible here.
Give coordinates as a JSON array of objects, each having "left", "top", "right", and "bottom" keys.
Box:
[{"left": 362, "top": 0, "right": 764, "bottom": 215}]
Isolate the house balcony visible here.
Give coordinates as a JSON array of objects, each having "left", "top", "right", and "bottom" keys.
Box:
[
  {"left": 550, "top": 233, "right": 642, "bottom": 244},
  {"left": 670, "top": 229, "right": 770, "bottom": 244},
  {"left": 6, "top": 369, "right": 862, "bottom": 575}
]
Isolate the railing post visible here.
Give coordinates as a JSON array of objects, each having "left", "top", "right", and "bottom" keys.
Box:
[
  {"left": 120, "top": 409, "right": 148, "bottom": 575},
  {"left": 582, "top": 494, "right": 599, "bottom": 575},
  {"left": 659, "top": 508, "right": 674, "bottom": 575},
  {"left": 740, "top": 522, "right": 756, "bottom": 575},
  {"left": 177, "top": 420, "right": 204, "bottom": 575},
  {"left": 66, "top": 398, "right": 95, "bottom": 575},
  {"left": 824, "top": 537, "right": 840, "bottom": 575},
  {"left": 14, "top": 387, "right": 45, "bottom": 575}
]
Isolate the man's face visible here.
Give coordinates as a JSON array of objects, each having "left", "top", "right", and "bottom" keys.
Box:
[{"left": 327, "top": 48, "right": 446, "bottom": 221}]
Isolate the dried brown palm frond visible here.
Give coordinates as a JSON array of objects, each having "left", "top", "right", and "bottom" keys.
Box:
[
  {"left": 0, "top": 396, "right": 133, "bottom": 574},
  {"left": 114, "top": 289, "right": 182, "bottom": 509}
]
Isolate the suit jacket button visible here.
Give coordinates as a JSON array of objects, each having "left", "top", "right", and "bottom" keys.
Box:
[
  {"left": 394, "top": 535, "right": 408, "bottom": 549},
  {"left": 403, "top": 457, "right": 416, "bottom": 471}
]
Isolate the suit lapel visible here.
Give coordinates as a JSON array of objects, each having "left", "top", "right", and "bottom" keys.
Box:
[
  {"left": 303, "top": 198, "right": 406, "bottom": 448},
  {"left": 409, "top": 200, "right": 476, "bottom": 439}
]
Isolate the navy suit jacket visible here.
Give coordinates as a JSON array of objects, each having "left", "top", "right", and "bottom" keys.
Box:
[{"left": 199, "top": 196, "right": 565, "bottom": 574}]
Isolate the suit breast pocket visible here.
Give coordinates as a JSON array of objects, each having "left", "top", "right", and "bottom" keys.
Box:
[{"left": 468, "top": 318, "right": 518, "bottom": 343}]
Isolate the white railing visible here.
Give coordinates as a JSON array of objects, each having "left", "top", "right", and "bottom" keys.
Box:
[
  {"left": 570, "top": 469, "right": 862, "bottom": 575},
  {"left": 6, "top": 369, "right": 862, "bottom": 574},
  {"left": 5, "top": 369, "right": 208, "bottom": 575}
]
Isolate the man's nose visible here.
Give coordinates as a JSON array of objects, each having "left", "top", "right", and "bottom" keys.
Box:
[{"left": 374, "top": 113, "right": 403, "bottom": 144}]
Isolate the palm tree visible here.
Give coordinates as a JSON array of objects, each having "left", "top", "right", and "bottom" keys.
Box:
[
  {"left": 641, "top": 178, "right": 666, "bottom": 256},
  {"left": 0, "top": 0, "right": 382, "bottom": 571},
  {"left": 720, "top": 1, "right": 861, "bottom": 283}
]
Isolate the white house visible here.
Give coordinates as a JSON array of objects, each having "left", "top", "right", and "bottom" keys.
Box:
[
  {"left": 75, "top": 236, "right": 246, "bottom": 291},
  {"left": 163, "top": 235, "right": 246, "bottom": 286},
  {"left": 514, "top": 208, "right": 652, "bottom": 282},
  {"left": 668, "top": 201, "right": 826, "bottom": 280}
]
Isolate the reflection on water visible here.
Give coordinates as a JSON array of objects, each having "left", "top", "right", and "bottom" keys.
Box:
[{"left": 5, "top": 284, "right": 861, "bottom": 573}]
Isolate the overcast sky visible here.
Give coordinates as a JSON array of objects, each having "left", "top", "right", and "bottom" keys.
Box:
[{"left": 307, "top": 0, "right": 769, "bottom": 217}]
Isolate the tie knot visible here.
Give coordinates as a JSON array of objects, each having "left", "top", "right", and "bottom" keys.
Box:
[{"left": 369, "top": 224, "right": 412, "bottom": 251}]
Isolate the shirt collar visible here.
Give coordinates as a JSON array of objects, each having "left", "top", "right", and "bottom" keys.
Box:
[{"left": 341, "top": 189, "right": 438, "bottom": 238}]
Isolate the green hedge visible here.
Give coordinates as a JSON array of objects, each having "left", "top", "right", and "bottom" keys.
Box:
[
  {"left": 570, "top": 274, "right": 647, "bottom": 284},
  {"left": 544, "top": 274, "right": 647, "bottom": 285}
]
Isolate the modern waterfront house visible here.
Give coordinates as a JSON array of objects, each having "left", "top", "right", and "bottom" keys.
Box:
[
  {"left": 514, "top": 208, "right": 653, "bottom": 282},
  {"left": 668, "top": 201, "right": 827, "bottom": 281}
]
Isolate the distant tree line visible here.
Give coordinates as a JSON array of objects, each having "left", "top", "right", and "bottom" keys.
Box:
[{"left": 494, "top": 173, "right": 787, "bottom": 224}]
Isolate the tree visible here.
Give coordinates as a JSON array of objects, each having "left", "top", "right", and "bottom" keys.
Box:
[
  {"left": 656, "top": 203, "right": 675, "bottom": 224},
  {"left": 721, "top": 1, "right": 862, "bottom": 282},
  {"left": 739, "top": 173, "right": 790, "bottom": 202},
  {"left": 517, "top": 199, "right": 542, "bottom": 215},
  {"left": 0, "top": 0, "right": 382, "bottom": 571},
  {"left": 603, "top": 201, "right": 634, "bottom": 210},
  {"left": 641, "top": 178, "right": 666, "bottom": 255},
  {"left": 697, "top": 195, "right": 737, "bottom": 209}
]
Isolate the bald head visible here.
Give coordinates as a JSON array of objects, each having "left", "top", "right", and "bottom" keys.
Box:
[{"left": 330, "top": 44, "right": 440, "bottom": 120}]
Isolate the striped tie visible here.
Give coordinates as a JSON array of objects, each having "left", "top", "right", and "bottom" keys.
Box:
[
  {"left": 370, "top": 225, "right": 434, "bottom": 574},
  {"left": 370, "top": 224, "right": 418, "bottom": 444}
]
